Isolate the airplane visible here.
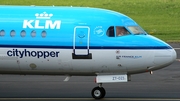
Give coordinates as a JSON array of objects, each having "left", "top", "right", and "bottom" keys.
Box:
[{"left": 0, "top": 5, "right": 177, "bottom": 99}]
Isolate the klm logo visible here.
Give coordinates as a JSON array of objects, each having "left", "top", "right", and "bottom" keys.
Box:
[
  {"left": 23, "top": 12, "right": 61, "bottom": 29},
  {"left": 23, "top": 20, "right": 61, "bottom": 29}
]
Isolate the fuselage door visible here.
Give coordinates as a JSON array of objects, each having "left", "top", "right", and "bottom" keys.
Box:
[{"left": 73, "top": 26, "right": 90, "bottom": 55}]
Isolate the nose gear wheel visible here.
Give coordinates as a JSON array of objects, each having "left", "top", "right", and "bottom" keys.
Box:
[{"left": 91, "top": 86, "right": 106, "bottom": 99}]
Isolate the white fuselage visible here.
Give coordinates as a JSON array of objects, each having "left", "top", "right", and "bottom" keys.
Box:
[{"left": 0, "top": 48, "right": 176, "bottom": 76}]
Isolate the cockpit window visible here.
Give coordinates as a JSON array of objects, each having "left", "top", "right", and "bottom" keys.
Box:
[
  {"left": 106, "top": 26, "right": 115, "bottom": 37},
  {"left": 116, "top": 26, "right": 129, "bottom": 37},
  {"left": 127, "top": 26, "right": 146, "bottom": 35}
]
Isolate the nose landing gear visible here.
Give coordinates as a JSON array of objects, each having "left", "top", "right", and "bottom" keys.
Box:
[
  {"left": 91, "top": 74, "right": 127, "bottom": 99},
  {"left": 91, "top": 84, "right": 106, "bottom": 99}
]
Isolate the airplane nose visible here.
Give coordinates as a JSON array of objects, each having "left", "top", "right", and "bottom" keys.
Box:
[
  {"left": 153, "top": 48, "right": 177, "bottom": 69},
  {"left": 172, "top": 48, "right": 177, "bottom": 61}
]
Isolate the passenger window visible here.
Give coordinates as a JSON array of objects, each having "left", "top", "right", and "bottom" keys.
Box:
[
  {"left": 10, "top": 30, "right": 16, "bottom": 37},
  {"left": 0, "top": 30, "right": 5, "bottom": 37},
  {"left": 116, "top": 26, "right": 129, "bottom": 37},
  {"left": 106, "top": 26, "right": 115, "bottom": 37},
  {"left": 21, "top": 30, "right": 26, "bottom": 37},
  {"left": 41, "top": 30, "right": 47, "bottom": 38},
  {"left": 31, "top": 30, "right": 36, "bottom": 37}
]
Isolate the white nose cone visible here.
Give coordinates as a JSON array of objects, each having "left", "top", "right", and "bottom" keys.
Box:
[
  {"left": 172, "top": 48, "right": 177, "bottom": 62},
  {"left": 154, "top": 49, "right": 177, "bottom": 67}
]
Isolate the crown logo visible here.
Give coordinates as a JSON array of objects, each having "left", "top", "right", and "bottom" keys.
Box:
[{"left": 35, "top": 12, "right": 53, "bottom": 19}]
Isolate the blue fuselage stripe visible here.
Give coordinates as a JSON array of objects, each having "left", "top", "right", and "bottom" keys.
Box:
[{"left": 0, "top": 45, "right": 172, "bottom": 49}]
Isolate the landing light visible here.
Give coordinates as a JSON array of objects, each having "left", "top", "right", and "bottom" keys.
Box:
[{"left": 150, "top": 71, "right": 153, "bottom": 75}]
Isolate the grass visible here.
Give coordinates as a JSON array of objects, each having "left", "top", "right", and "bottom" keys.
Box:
[{"left": 0, "top": 0, "right": 179, "bottom": 42}]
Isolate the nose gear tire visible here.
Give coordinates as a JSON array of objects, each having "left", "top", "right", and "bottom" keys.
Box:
[{"left": 91, "top": 86, "right": 106, "bottom": 99}]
